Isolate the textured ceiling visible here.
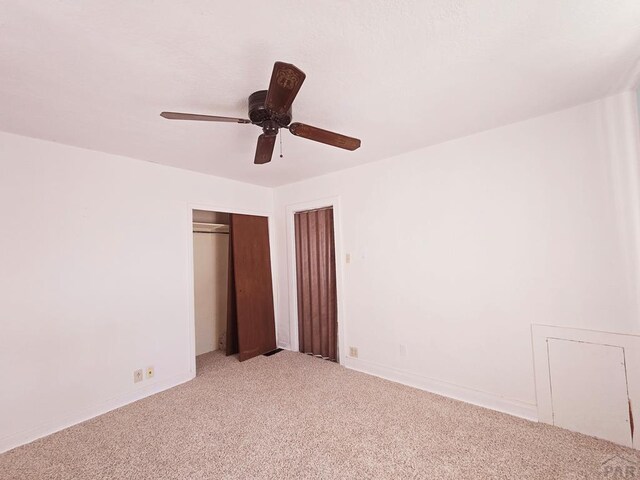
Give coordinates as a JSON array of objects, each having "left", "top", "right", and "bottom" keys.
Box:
[{"left": 2, "top": 1, "right": 640, "bottom": 186}]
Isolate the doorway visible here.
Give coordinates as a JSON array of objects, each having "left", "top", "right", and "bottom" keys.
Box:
[
  {"left": 191, "top": 209, "right": 277, "bottom": 371},
  {"left": 294, "top": 207, "right": 338, "bottom": 362}
]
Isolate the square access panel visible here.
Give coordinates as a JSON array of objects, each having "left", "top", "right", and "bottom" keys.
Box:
[{"left": 547, "top": 338, "right": 631, "bottom": 446}]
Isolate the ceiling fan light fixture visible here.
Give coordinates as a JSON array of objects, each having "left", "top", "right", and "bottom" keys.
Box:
[{"left": 161, "top": 61, "right": 361, "bottom": 165}]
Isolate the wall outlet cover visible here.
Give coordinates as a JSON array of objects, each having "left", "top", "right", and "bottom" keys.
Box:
[
  {"left": 349, "top": 346, "right": 358, "bottom": 358},
  {"left": 133, "top": 369, "right": 143, "bottom": 383},
  {"left": 146, "top": 366, "right": 154, "bottom": 379}
]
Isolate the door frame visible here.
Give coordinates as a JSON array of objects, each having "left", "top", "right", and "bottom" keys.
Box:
[
  {"left": 186, "top": 203, "right": 278, "bottom": 377},
  {"left": 285, "top": 196, "right": 347, "bottom": 365}
]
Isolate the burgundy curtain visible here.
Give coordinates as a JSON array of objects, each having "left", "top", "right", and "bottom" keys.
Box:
[{"left": 295, "top": 207, "right": 338, "bottom": 362}]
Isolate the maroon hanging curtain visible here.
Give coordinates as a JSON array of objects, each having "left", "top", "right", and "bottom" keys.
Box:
[{"left": 295, "top": 207, "right": 338, "bottom": 362}]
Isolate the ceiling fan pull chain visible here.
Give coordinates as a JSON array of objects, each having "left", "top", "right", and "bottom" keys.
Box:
[{"left": 279, "top": 130, "right": 284, "bottom": 158}]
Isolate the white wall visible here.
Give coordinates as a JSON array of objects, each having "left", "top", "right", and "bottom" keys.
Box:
[
  {"left": 273, "top": 92, "right": 640, "bottom": 419},
  {"left": 0, "top": 132, "right": 273, "bottom": 452}
]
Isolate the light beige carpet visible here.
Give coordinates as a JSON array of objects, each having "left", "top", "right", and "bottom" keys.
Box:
[{"left": 1, "top": 350, "right": 638, "bottom": 479}]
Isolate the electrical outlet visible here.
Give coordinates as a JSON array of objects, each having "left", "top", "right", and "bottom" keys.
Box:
[
  {"left": 349, "top": 346, "right": 358, "bottom": 358},
  {"left": 133, "top": 369, "right": 143, "bottom": 383},
  {"left": 399, "top": 344, "right": 407, "bottom": 357},
  {"left": 146, "top": 366, "right": 154, "bottom": 379},
  {"left": 346, "top": 253, "right": 351, "bottom": 264}
]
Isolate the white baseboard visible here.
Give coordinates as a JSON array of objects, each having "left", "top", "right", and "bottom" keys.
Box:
[
  {"left": 0, "top": 372, "right": 194, "bottom": 454},
  {"left": 343, "top": 356, "right": 538, "bottom": 422}
]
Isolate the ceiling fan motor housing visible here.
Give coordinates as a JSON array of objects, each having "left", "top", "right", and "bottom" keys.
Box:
[{"left": 248, "top": 90, "right": 292, "bottom": 129}]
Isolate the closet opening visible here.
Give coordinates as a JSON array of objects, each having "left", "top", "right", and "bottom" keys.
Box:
[
  {"left": 192, "top": 209, "right": 277, "bottom": 374},
  {"left": 192, "top": 210, "right": 230, "bottom": 372}
]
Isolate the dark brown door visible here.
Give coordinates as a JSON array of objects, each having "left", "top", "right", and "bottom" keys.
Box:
[
  {"left": 229, "top": 213, "right": 277, "bottom": 361},
  {"left": 225, "top": 236, "right": 239, "bottom": 356},
  {"left": 295, "top": 207, "right": 338, "bottom": 362}
]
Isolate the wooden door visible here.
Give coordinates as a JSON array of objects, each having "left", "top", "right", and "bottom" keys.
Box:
[
  {"left": 295, "top": 207, "right": 338, "bottom": 361},
  {"left": 225, "top": 235, "right": 239, "bottom": 356},
  {"left": 229, "top": 214, "right": 277, "bottom": 361}
]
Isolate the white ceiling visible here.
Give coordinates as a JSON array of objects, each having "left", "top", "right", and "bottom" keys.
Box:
[{"left": 2, "top": 1, "right": 640, "bottom": 187}]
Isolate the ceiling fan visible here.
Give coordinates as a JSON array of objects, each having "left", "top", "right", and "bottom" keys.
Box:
[{"left": 160, "top": 61, "right": 361, "bottom": 165}]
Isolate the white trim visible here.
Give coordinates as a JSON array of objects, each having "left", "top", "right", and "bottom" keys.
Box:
[
  {"left": 186, "top": 202, "right": 277, "bottom": 373},
  {"left": 267, "top": 213, "right": 281, "bottom": 351},
  {"left": 0, "top": 372, "right": 192, "bottom": 454},
  {"left": 343, "top": 356, "right": 537, "bottom": 421},
  {"left": 285, "top": 196, "right": 347, "bottom": 365}
]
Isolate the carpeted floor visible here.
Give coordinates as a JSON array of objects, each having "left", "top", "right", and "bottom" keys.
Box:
[{"left": 1, "top": 350, "right": 638, "bottom": 479}]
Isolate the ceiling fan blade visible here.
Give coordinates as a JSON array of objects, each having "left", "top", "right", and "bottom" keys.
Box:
[
  {"left": 160, "top": 112, "right": 251, "bottom": 124},
  {"left": 264, "top": 62, "right": 306, "bottom": 116},
  {"left": 254, "top": 134, "right": 277, "bottom": 164},
  {"left": 288, "top": 123, "right": 361, "bottom": 151}
]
